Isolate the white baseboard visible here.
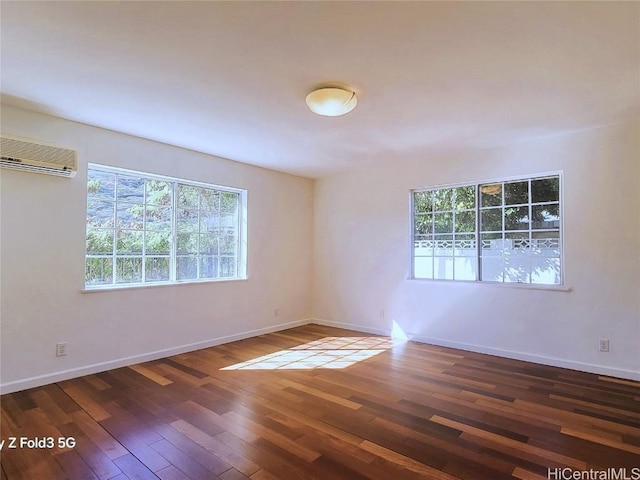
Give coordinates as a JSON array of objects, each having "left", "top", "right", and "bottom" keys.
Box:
[
  {"left": 311, "top": 318, "right": 640, "bottom": 382},
  {"left": 312, "top": 318, "right": 391, "bottom": 337},
  {"left": 0, "top": 318, "right": 311, "bottom": 395},
  {"left": 3, "top": 317, "right": 637, "bottom": 394}
]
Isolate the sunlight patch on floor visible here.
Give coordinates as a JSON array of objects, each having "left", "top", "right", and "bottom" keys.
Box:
[{"left": 220, "top": 336, "right": 401, "bottom": 370}]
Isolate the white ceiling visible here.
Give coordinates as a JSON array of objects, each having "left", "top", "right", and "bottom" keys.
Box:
[{"left": 1, "top": 1, "right": 638, "bottom": 178}]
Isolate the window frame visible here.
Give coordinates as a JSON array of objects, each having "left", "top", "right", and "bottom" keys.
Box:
[
  {"left": 84, "top": 164, "right": 247, "bottom": 290},
  {"left": 410, "top": 172, "right": 564, "bottom": 287}
]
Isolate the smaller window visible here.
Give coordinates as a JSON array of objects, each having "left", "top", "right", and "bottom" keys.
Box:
[{"left": 412, "top": 174, "right": 562, "bottom": 285}]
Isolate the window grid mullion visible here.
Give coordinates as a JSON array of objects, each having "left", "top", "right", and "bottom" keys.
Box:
[
  {"left": 197, "top": 190, "right": 202, "bottom": 280},
  {"left": 476, "top": 184, "right": 481, "bottom": 281},
  {"left": 142, "top": 180, "right": 147, "bottom": 284},
  {"left": 170, "top": 181, "right": 177, "bottom": 282},
  {"left": 411, "top": 195, "right": 416, "bottom": 276},
  {"left": 431, "top": 198, "right": 435, "bottom": 279},
  {"left": 528, "top": 179, "right": 533, "bottom": 283},
  {"left": 112, "top": 173, "right": 119, "bottom": 286},
  {"left": 500, "top": 182, "right": 505, "bottom": 283}
]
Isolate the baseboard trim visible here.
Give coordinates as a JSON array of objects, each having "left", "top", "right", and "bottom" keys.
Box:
[
  {"left": 312, "top": 318, "right": 391, "bottom": 337},
  {"left": 311, "top": 318, "right": 640, "bottom": 382},
  {"left": 3, "top": 317, "right": 637, "bottom": 394},
  {"left": 0, "top": 318, "right": 311, "bottom": 395}
]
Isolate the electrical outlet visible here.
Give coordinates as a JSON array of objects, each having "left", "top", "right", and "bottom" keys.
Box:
[
  {"left": 599, "top": 339, "right": 610, "bottom": 352},
  {"left": 380, "top": 309, "right": 385, "bottom": 320},
  {"left": 274, "top": 308, "right": 279, "bottom": 317},
  {"left": 56, "top": 342, "right": 67, "bottom": 357}
]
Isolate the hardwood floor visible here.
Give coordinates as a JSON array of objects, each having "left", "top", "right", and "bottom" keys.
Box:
[{"left": 1, "top": 324, "right": 639, "bottom": 479}]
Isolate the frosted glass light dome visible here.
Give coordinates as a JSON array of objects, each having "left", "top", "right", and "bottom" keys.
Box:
[{"left": 305, "top": 87, "right": 358, "bottom": 116}]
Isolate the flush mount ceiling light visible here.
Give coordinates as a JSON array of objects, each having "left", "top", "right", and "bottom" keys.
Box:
[{"left": 305, "top": 87, "right": 358, "bottom": 117}]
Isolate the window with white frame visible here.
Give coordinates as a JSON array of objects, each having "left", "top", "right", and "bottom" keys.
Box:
[
  {"left": 85, "top": 165, "right": 246, "bottom": 288},
  {"left": 412, "top": 174, "right": 561, "bottom": 285}
]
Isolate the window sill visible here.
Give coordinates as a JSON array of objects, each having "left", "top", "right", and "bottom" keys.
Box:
[
  {"left": 82, "top": 277, "right": 248, "bottom": 293},
  {"left": 407, "top": 277, "right": 572, "bottom": 292}
]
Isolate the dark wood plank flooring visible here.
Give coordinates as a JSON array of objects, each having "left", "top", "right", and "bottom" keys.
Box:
[{"left": 1, "top": 324, "right": 639, "bottom": 479}]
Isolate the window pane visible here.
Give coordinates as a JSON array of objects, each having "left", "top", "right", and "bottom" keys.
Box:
[
  {"left": 145, "top": 180, "right": 172, "bottom": 206},
  {"left": 117, "top": 175, "right": 144, "bottom": 203},
  {"left": 177, "top": 208, "right": 199, "bottom": 232},
  {"left": 481, "top": 233, "right": 503, "bottom": 255},
  {"left": 532, "top": 204, "right": 559, "bottom": 229},
  {"left": 433, "top": 212, "right": 453, "bottom": 233},
  {"left": 505, "top": 232, "right": 530, "bottom": 253},
  {"left": 177, "top": 233, "right": 198, "bottom": 254},
  {"left": 117, "top": 203, "right": 144, "bottom": 229},
  {"left": 414, "top": 191, "right": 433, "bottom": 213},
  {"left": 531, "top": 257, "right": 561, "bottom": 284},
  {"left": 145, "top": 257, "right": 170, "bottom": 282},
  {"left": 454, "top": 234, "right": 476, "bottom": 256},
  {"left": 145, "top": 232, "right": 170, "bottom": 255},
  {"left": 86, "top": 229, "right": 114, "bottom": 255},
  {"left": 433, "top": 234, "right": 453, "bottom": 256},
  {"left": 145, "top": 205, "right": 172, "bottom": 231},
  {"left": 200, "top": 235, "right": 219, "bottom": 255},
  {"left": 414, "top": 256, "right": 433, "bottom": 279},
  {"left": 199, "top": 256, "right": 218, "bottom": 279},
  {"left": 178, "top": 185, "right": 199, "bottom": 208},
  {"left": 481, "top": 208, "right": 502, "bottom": 231},
  {"left": 532, "top": 231, "right": 560, "bottom": 256},
  {"left": 87, "top": 170, "right": 116, "bottom": 199},
  {"left": 481, "top": 257, "right": 504, "bottom": 282},
  {"left": 177, "top": 255, "right": 197, "bottom": 280},
  {"left": 414, "top": 214, "right": 433, "bottom": 235},
  {"left": 433, "top": 189, "right": 453, "bottom": 211},
  {"left": 532, "top": 177, "right": 559, "bottom": 203},
  {"left": 504, "top": 257, "right": 530, "bottom": 283},
  {"left": 222, "top": 214, "right": 237, "bottom": 234},
  {"left": 504, "top": 206, "right": 529, "bottom": 230},
  {"left": 454, "top": 186, "right": 475, "bottom": 210},
  {"left": 87, "top": 199, "right": 114, "bottom": 228},
  {"left": 454, "top": 210, "right": 475, "bottom": 233},
  {"left": 219, "top": 257, "right": 237, "bottom": 277},
  {"left": 433, "top": 257, "right": 454, "bottom": 280},
  {"left": 200, "top": 189, "right": 220, "bottom": 211},
  {"left": 480, "top": 184, "right": 502, "bottom": 207},
  {"left": 220, "top": 236, "right": 237, "bottom": 255},
  {"left": 414, "top": 238, "right": 434, "bottom": 256},
  {"left": 85, "top": 258, "right": 113, "bottom": 285},
  {"left": 116, "top": 257, "right": 143, "bottom": 283},
  {"left": 200, "top": 210, "right": 221, "bottom": 233},
  {"left": 220, "top": 192, "right": 238, "bottom": 214},
  {"left": 454, "top": 257, "right": 476, "bottom": 280},
  {"left": 504, "top": 181, "right": 528, "bottom": 205},
  {"left": 117, "top": 230, "right": 143, "bottom": 254}
]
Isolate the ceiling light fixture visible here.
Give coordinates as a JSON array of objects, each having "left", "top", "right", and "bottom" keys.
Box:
[
  {"left": 481, "top": 184, "right": 502, "bottom": 195},
  {"left": 305, "top": 87, "right": 358, "bottom": 117}
]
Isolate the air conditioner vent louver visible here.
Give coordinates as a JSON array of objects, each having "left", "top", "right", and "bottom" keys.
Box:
[{"left": 0, "top": 135, "right": 77, "bottom": 177}]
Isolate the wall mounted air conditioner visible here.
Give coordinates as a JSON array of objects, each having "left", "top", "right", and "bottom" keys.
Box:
[{"left": 0, "top": 134, "right": 77, "bottom": 178}]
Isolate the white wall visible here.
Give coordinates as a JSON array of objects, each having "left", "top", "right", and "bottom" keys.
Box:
[
  {"left": 313, "top": 122, "right": 640, "bottom": 380},
  {"left": 2, "top": 106, "right": 638, "bottom": 393},
  {"left": 0, "top": 105, "right": 314, "bottom": 393}
]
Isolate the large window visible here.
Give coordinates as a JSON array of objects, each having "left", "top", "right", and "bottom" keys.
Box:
[
  {"left": 412, "top": 174, "right": 561, "bottom": 285},
  {"left": 85, "top": 165, "right": 246, "bottom": 289}
]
